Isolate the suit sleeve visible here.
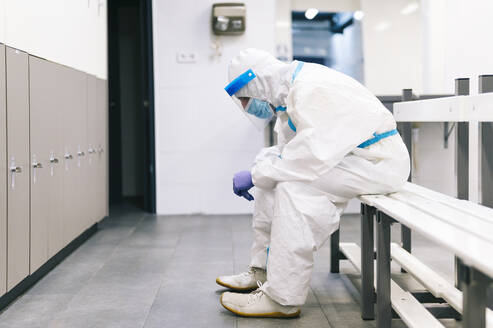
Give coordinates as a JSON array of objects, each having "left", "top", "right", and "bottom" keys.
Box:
[{"left": 252, "top": 83, "right": 386, "bottom": 190}]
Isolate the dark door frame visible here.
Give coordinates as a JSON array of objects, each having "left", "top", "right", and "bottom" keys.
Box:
[
  {"left": 140, "top": 0, "right": 156, "bottom": 213},
  {"left": 107, "top": 0, "right": 122, "bottom": 207},
  {"left": 107, "top": 0, "right": 156, "bottom": 213}
]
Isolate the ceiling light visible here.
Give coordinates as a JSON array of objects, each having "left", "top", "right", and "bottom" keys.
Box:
[
  {"left": 305, "top": 8, "right": 319, "bottom": 20},
  {"left": 401, "top": 2, "right": 419, "bottom": 15},
  {"left": 353, "top": 10, "right": 364, "bottom": 21},
  {"left": 374, "top": 21, "right": 390, "bottom": 31},
  {"left": 276, "top": 21, "right": 289, "bottom": 28}
]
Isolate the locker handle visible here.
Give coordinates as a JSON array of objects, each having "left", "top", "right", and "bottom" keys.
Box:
[
  {"left": 10, "top": 166, "right": 22, "bottom": 173},
  {"left": 50, "top": 157, "right": 59, "bottom": 164},
  {"left": 77, "top": 151, "right": 85, "bottom": 157},
  {"left": 32, "top": 162, "right": 43, "bottom": 169},
  {"left": 64, "top": 154, "right": 73, "bottom": 160},
  {"left": 98, "top": 147, "right": 104, "bottom": 154},
  {"left": 88, "top": 148, "right": 95, "bottom": 154}
]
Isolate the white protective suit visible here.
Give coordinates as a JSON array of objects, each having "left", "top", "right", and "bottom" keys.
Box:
[{"left": 228, "top": 49, "right": 410, "bottom": 306}]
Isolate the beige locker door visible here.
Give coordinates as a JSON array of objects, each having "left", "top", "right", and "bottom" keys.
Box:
[
  {"left": 6, "top": 47, "right": 30, "bottom": 290},
  {"left": 29, "top": 56, "right": 65, "bottom": 268},
  {"left": 29, "top": 56, "right": 50, "bottom": 272},
  {"left": 60, "top": 66, "right": 78, "bottom": 245},
  {"left": 0, "top": 44, "right": 7, "bottom": 295},
  {"left": 48, "top": 63, "right": 64, "bottom": 256},
  {"left": 61, "top": 67, "right": 88, "bottom": 243},
  {"left": 86, "top": 75, "right": 98, "bottom": 225},
  {"left": 74, "top": 70, "right": 88, "bottom": 233},
  {"left": 96, "top": 78, "right": 108, "bottom": 219}
]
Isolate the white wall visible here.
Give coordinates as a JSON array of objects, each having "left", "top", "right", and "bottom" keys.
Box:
[
  {"left": 422, "top": 0, "right": 493, "bottom": 94},
  {"left": 0, "top": 0, "right": 5, "bottom": 43},
  {"left": 1, "top": 0, "right": 107, "bottom": 79},
  {"left": 361, "top": 0, "right": 422, "bottom": 95},
  {"left": 152, "top": 0, "right": 275, "bottom": 214},
  {"left": 421, "top": 0, "right": 447, "bottom": 94},
  {"left": 411, "top": 124, "right": 457, "bottom": 197},
  {"left": 358, "top": 0, "right": 493, "bottom": 96},
  {"left": 412, "top": 0, "right": 493, "bottom": 197}
]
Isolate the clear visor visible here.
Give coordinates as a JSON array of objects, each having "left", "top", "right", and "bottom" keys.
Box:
[{"left": 231, "top": 96, "right": 276, "bottom": 131}]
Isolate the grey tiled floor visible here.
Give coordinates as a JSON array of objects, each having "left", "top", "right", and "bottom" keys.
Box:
[{"left": 0, "top": 204, "right": 462, "bottom": 327}]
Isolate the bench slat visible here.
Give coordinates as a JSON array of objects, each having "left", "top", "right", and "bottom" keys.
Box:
[
  {"left": 403, "top": 183, "right": 493, "bottom": 224},
  {"left": 340, "top": 242, "right": 445, "bottom": 328},
  {"left": 391, "top": 243, "right": 493, "bottom": 328},
  {"left": 390, "top": 191, "right": 493, "bottom": 244},
  {"left": 358, "top": 194, "right": 493, "bottom": 278},
  {"left": 391, "top": 243, "right": 462, "bottom": 311}
]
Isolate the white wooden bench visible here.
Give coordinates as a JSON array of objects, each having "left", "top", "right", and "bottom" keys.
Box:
[{"left": 331, "top": 182, "right": 493, "bottom": 328}]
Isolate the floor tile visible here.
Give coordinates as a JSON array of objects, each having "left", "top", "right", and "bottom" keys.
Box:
[
  {"left": 144, "top": 280, "right": 235, "bottom": 328},
  {"left": 0, "top": 294, "right": 73, "bottom": 328},
  {"left": 0, "top": 206, "right": 465, "bottom": 328}
]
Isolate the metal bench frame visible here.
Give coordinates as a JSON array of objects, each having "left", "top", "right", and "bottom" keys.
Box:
[{"left": 330, "top": 202, "right": 493, "bottom": 328}]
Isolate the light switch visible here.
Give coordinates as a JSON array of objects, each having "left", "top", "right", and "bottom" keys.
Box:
[{"left": 176, "top": 52, "right": 197, "bottom": 63}]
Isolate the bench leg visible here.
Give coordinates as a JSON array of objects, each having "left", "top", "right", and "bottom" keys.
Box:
[
  {"left": 401, "top": 225, "right": 411, "bottom": 252},
  {"left": 401, "top": 225, "right": 411, "bottom": 273},
  {"left": 455, "top": 256, "right": 465, "bottom": 290},
  {"left": 376, "top": 211, "right": 392, "bottom": 328},
  {"left": 361, "top": 204, "right": 375, "bottom": 320},
  {"left": 462, "top": 266, "right": 489, "bottom": 328},
  {"left": 330, "top": 228, "right": 340, "bottom": 273}
]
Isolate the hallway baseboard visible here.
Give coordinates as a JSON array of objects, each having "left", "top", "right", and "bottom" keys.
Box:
[{"left": 0, "top": 221, "right": 102, "bottom": 312}]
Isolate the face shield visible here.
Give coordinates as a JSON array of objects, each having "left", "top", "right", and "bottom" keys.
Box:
[{"left": 225, "top": 69, "right": 276, "bottom": 130}]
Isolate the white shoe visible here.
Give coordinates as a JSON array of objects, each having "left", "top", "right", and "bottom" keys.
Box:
[
  {"left": 216, "top": 267, "right": 267, "bottom": 291},
  {"left": 220, "top": 282, "right": 301, "bottom": 318}
]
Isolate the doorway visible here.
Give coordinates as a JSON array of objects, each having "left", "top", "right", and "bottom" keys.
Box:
[
  {"left": 107, "top": 0, "right": 156, "bottom": 213},
  {"left": 291, "top": 11, "right": 364, "bottom": 84}
]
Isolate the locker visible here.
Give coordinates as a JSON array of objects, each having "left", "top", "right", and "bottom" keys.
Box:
[
  {"left": 60, "top": 66, "right": 76, "bottom": 246},
  {"left": 74, "top": 70, "right": 89, "bottom": 233},
  {"left": 60, "top": 67, "right": 87, "bottom": 244},
  {"left": 29, "top": 56, "right": 64, "bottom": 269},
  {"left": 0, "top": 44, "right": 7, "bottom": 295},
  {"left": 86, "top": 75, "right": 98, "bottom": 225},
  {"left": 96, "top": 78, "right": 109, "bottom": 219},
  {"left": 0, "top": 46, "right": 109, "bottom": 294},
  {"left": 6, "top": 47, "right": 30, "bottom": 290}
]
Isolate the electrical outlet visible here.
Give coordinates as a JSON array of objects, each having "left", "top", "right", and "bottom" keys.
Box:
[{"left": 176, "top": 52, "right": 197, "bottom": 63}]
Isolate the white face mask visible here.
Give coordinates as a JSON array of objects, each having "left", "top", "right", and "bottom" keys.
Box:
[{"left": 241, "top": 98, "right": 276, "bottom": 130}]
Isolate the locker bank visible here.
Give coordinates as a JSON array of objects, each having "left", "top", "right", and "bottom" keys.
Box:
[{"left": 1, "top": 0, "right": 493, "bottom": 327}]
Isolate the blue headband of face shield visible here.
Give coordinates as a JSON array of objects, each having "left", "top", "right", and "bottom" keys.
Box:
[
  {"left": 225, "top": 68, "right": 276, "bottom": 130},
  {"left": 224, "top": 69, "right": 256, "bottom": 96}
]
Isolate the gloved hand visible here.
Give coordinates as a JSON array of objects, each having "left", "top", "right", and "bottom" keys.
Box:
[
  {"left": 240, "top": 190, "right": 254, "bottom": 201},
  {"left": 233, "top": 171, "right": 254, "bottom": 201}
]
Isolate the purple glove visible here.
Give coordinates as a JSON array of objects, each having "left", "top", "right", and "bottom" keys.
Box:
[
  {"left": 233, "top": 171, "right": 254, "bottom": 201},
  {"left": 240, "top": 190, "right": 254, "bottom": 201}
]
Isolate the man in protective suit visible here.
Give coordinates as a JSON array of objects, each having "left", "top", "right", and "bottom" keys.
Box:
[{"left": 217, "top": 48, "right": 410, "bottom": 318}]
